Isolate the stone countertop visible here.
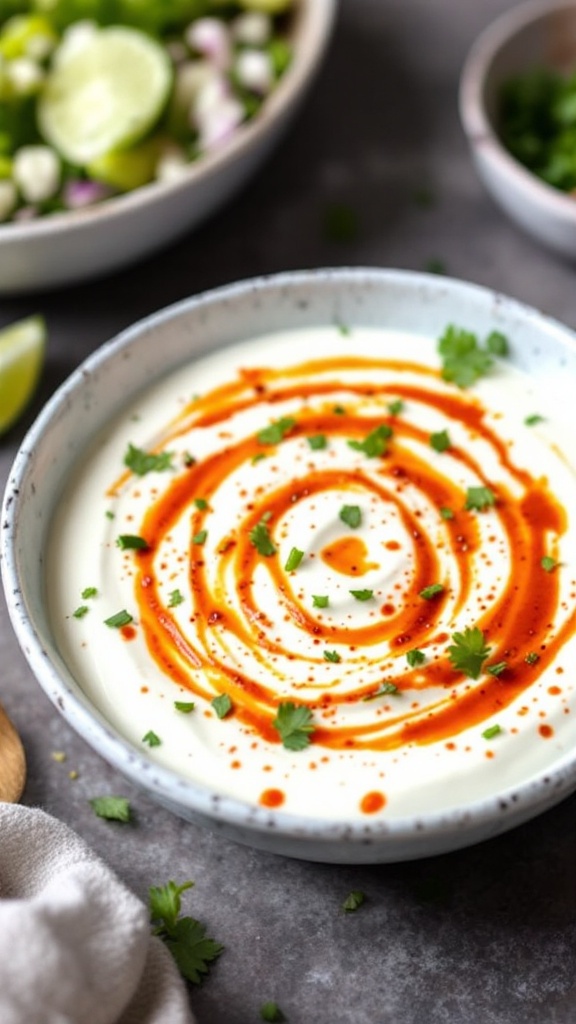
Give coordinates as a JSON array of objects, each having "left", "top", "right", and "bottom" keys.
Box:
[{"left": 1, "top": 1, "right": 576, "bottom": 1022}]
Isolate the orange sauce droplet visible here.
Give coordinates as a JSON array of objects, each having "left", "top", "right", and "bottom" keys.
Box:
[
  {"left": 121, "top": 624, "right": 136, "bottom": 641},
  {"left": 539, "top": 724, "right": 554, "bottom": 739},
  {"left": 320, "top": 535, "right": 379, "bottom": 576},
  {"left": 260, "top": 788, "right": 285, "bottom": 808},
  {"left": 360, "top": 790, "right": 386, "bottom": 814}
]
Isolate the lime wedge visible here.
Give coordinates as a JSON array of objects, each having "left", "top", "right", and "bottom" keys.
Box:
[
  {"left": 38, "top": 27, "right": 172, "bottom": 166},
  {"left": 0, "top": 315, "right": 46, "bottom": 435},
  {"left": 87, "top": 135, "right": 162, "bottom": 191}
]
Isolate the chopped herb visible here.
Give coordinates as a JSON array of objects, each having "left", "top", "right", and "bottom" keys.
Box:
[
  {"left": 430, "top": 429, "right": 451, "bottom": 453},
  {"left": 272, "top": 702, "right": 314, "bottom": 751},
  {"left": 168, "top": 589, "right": 184, "bottom": 607},
  {"left": 212, "top": 694, "right": 232, "bottom": 719},
  {"left": 149, "top": 880, "right": 223, "bottom": 985},
  {"left": 487, "top": 661, "right": 508, "bottom": 677},
  {"left": 333, "top": 404, "right": 346, "bottom": 415},
  {"left": 465, "top": 486, "right": 496, "bottom": 511},
  {"left": 407, "top": 648, "right": 426, "bottom": 667},
  {"left": 419, "top": 583, "right": 444, "bottom": 600},
  {"left": 284, "top": 547, "right": 304, "bottom": 572},
  {"left": 323, "top": 202, "right": 359, "bottom": 243},
  {"left": 343, "top": 890, "right": 366, "bottom": 913},
  {"left": 482, "top": 724, "right": 502, "bottom": 740},
  {"left": 104, "top": 609, "right": 133, "bottom": 628},
  {"left": 486, "top": 331, "right": 509, "bottom": 356},
  {"left": 438, "top": 325, "right": 507, "bottom": 388},
  {"left": 249, "top": 519, "right": 276, "bottom": 556},
  {"left": 192, "top": 530, "right": 207, "bottom": 545},
  {"left": 525, "top": 651, "right": 540, "bottom": 665},
  {"left": 440, "top": 506, "right": 454, "bottom": 520},
  {"left": 448, "top": 627, "right": 491, "bottom": 679},
  {"left": 105, "top": 510, "right": 115, "bottom": 520},
  {"left": 143, "top": 730, "right": 161, "bottom": 747},
  {"left": 388, "top": 399, "right": 404, "bottom": 415},
  {"left": 89, "top": 796, "right": 131, "bottom": 823},
  {"left": 124, "top": 443, "right": 173, "bottom": 476},
  {"left": 541, "top": 555, "right": 558, "bottom": 572},
  {"left": 363, "top": 682, "right": 399, "bottom": 700},
  {"left": 257, "top": 416, "right": 296, "bottom": 445},
  {"left": 260, "top": 1003, "right": 285, "bottom": 1023},
  {"left": 349, "top": 589, "right": 373, "bottom": 601},
  {"left": 525, "top": 413, "right": 544, "bottom": 426},
  {"left": 194, "top": 498, "right": 208, "bottom": 509},
  {"left": 73, "top": 605, "right": 89, "bottom": 619},
  {"left": 116, "top": 534, "right": 148, "bottom": 550},
  {"left": 312, "top": 595, "right": 329, "bottom": 608},
  {"left": 307, "top": 434, "right": 328, "bottom": 450},
  {"left": 252, "top": 453, "right": 267, "bottom": 464},
  {"left": 174, "top": 701, "right": 195, "bottom": 713},
  {"left": 425, "top": 258, "right": 446, "bottom": 275},
  {"left": 339, "top": 504, "right": 362, "bottom": 529},
  {"left": 347, "top": 423, "right": 392, "bottom": 458},
  {"left": 81, "top": 586, "right": 97, "bottom": 599},
  {"left": 324, "top": 649, "right": 341, "bottom": 663}
]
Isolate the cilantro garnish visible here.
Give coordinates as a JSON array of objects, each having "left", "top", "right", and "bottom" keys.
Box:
[
  {"left": 487, "top": 661, "right": 507, "bottom": 677},
  {"left": 347, "top": 423, "right": 392, "bottom": 458},
  {"left": 212, "top": 694, "right": 232, "bottom": 719},
  {"left": 525, "top": 651, "right": 540, "bottom": 665},
  {"left": 312, "top": 594, "right": 329, "bottom": 608},
  {"left": 541, "top": 555, "right": 558, "bottom": 572},
  {"left": 104, "top": 609, "right": 133, "bottom": 628},
  {"left": 174, "top": 701, "right": 195, "bottom": 713},
  {"left": 192, "top": 530, "right": 207, "bottom": 545},
  {"left": 388, "top": 399, "right": 404, "bottom": 416},
  {"left": 124, "top": 443, "right": 173, "bottom": 476},
  {"left": 257, "top": 416, "right": 296, "bottom": 445},
  {"left": 440, "top": 506, "right": 454, "bottom": 520},
  {"left": 430, "top": 429, "right": 451, "bottom": 453},
  {"left": 363, "top": 682, "right": 399, "bottom": 700},
  {"left": 89, "top": 796, "right": 131, "bottom": 823},
  {"left": 339, "top": 504, "right": 362, "bottom": 529},
  {"left": 168, "top": 589, "right": 184, "bottom": 607},
  {"left": 447, "top": 627, "right": 491, "bottom": 679},
  {"left": 81, "top": 586, "right": 97, "bottom": 599},
  {"left": 260, "top": 1002, "right": 286, "bottom": 1023},
  {"left": 419, "top": 583, "right": 444, "bottom": 600},
  {"left": 465, "top": 486, "right": 496, "bottom": 511},
  {"left": 342, "top": 890, "right": 366, "bottom": 913},
  {"left": 116, "top": 534, "right": 148, "bottom": 550},
  {"left": 525, "top": 414, "right": 544, "bottom": 426},
  {"left": 333, "top": 404, "right": 346, "bottom": 415},
  {"left": 194, "top": 498, "right": 208, "bottom": 509},
  {"left": 324, "top": 649, "right": 341, "bottom": 663},
  {"left": 307, "top": 434, "right": 328, "bottom": 450},
  {"left": 284, "top": 547, "right": 304, "bottom": 572},
  {"left": 249, "top": 519, "right": 276, "bottom": 556},
  {"left": 350, "top": 589, "right": 373, "bottom": 601},
  {"left": 438, "top": 325, "right": 508, "bottom": 388},
  {"left": 143, "top": 730, "right": 161, "bottom": 747},
  {"left": 482, "top": 724, "right": 502, "bottom": 740},
  {"left": 73, "top": 605, "right": 89, "bottom": 619},
  {"left": 272, "top": 702, "right": 314, "bottom": 751},
  {"left": 407, "top": 649, "right": 425, "bottom": 667},
  {"left": 150, "top": 880, "right": 223, "bottom": 985}
]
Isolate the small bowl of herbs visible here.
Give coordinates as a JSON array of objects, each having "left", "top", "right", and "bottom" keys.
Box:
[{"left": 459, "top": 0, "right": 576, "bottom": 259}]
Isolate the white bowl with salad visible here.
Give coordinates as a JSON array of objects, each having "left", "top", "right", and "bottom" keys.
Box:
[
  {"left": 0, "top": 0, "right": 336, "bottom": 293},
  {"left": 460, "top": 0, "right": 576, "bottom": 259}
]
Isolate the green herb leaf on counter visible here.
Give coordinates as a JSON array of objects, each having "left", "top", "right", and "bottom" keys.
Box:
[
  {"left": 104, "top": 609, "right": 133, "bottom": 628},
  {"left": 124, "top": 443, "right": 174, "bottom": 476},
  {"left": 339, "top": 504, "right": 362, "bottom": 529},
  {"left": 438, "top": 325, "right": 509, "bottom": 388},
  {"left": 249, "top": 519, "right": 276, "bottom": 556},
  {"left": 260, "top": 1002, "right": 286, "bottom": 1023},
  {"left": 350, "top": 589, "right": 373, "bottom": 601},
  {"left": 273, "top": 702, "right": 314, "bottom": 751},
  {"left": 142, "top": 730, "right": 161, "bottom": 747},
  {"left": 257, "top": 416, "right": 296, "bottom": 445},
  {"left": 482, "top": 724, "right": 502, "bottom": 740},
  {"left": 465, "top": 486, "right": 496, "bottom": 512},
  {"left": 307, "top": 434, "right": 328, "bottom": 450},
  {"left": 174, "top": 701, "right": 195, "bottom": 713},
  {"left": 541, "top": 555, "right": 559, "bottom": 572},
  {"left": 525, "top": 414, "right": 544, "bottom": 426},
  {"left": 448, "top": 627, "right": 491, "bottom": 679},
  {"left": 89, "top": 796, "right": 131, "bottom": 823},
  {"left": 150, "top": 880, "right": 223, "bottom": 985},
  {"left": 116, "top": 534, "right": 148, "bottom": 550},
  {"left": 168, "top": 589, "right": 184, "bottom": 607},
  {"left": 324, "top": 649, "right": 341, "bottom": 663},
  {"left": 347, "top": 423, "right": 392, "bottom": 458},
  {"left": 430, "top": 429, "right": 451, "bottom": 453},
  {"left": 342, "top": 890, "right": 366, "bottom": 913},
  {"left": 284, "top": 547, "right": 304, "bottom": 572},
  {"left": 419, "top": 583, "right": 444, "bottom": 600},
  {"left": 406, "top": 649, "right": 425, "bottom": 667},
  {"left": 312, "top": 595, "right": 329, "bottom": 608},
  {"left": 212, "top": 694, "right": 232, "bottom": 719}
]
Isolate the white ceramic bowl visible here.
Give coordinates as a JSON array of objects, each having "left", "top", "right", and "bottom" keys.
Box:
[
  {"left": 459, "top": 0, "right": 576, "bottom": 259},
  {"left": 0, "top": 0, "right": 335, "bottom": 295},
  {"left": 4, "top": 267, "right": 576, "bottom": 864}
]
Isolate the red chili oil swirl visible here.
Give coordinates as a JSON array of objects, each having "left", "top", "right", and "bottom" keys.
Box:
[{"left": 113, "top": 353, "right": 574, "bottom": 752}]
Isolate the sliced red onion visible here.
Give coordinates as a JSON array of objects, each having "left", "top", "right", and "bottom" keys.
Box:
[
  {"left": 185, "top": 17, "right": 231, "bottom": 70},
  {"left": 63, "top": 179, "right": 113, "bottom": 209}
]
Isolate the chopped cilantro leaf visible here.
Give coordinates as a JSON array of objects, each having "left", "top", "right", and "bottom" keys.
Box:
[
  {"left": 89, "top": 796, "right": 131, "bottom": 823},
  {"left": 419, "top": 583, "right": 444, "bottom": 600},
  {"left": 487, "top": 661, "right": 507, "bottom": 677},
  {"left": 168, "top": 589, "right": 184, "bottom": 608},
  {"left": 324, "top": 649, "right": 341, "bottom": 663},
  {"left": 192, "top": 530, "right": 207, "bottom": 545},
  {"left": 149, "top": 880, "right": 223, "bottom": 985},
  {"left": 347, "top": 423, "right": 392, "bottom": 458},
  {"left": 272, "top": 702, "right": 314, "bottom": 751},
  {"left": 525, "top": 414, "right": 544, "bottom": 426},
  {"left": 81, "top": 586, "right": 97, "bottom": 599},
  {"left": 388, "top": 399, "right": 404, "bottom": 416},
  {"left": 342, "top": 890, "right": 366, "bottom": 913},
  {"left": 104, "top": 609, "right": 133, "bottom": 628},
  {"left": 284, "top": 547, "right": 304, "bottom": 572},
  {"left": 440, "top": 506, "right": 454, "bottom": 520},
  {"left": 363, "top": 682, "right": 399, "bottom": 700},
  {"left": 73, "top": 605, "right": 89, "bottom": 619},
  {"left": 525, "top": 651, "right": 540, "bottom": 665},
  {"left": 257, "top": 416, "right": 296, "bottom": 445},
  {"left": 333, "top": 404, "right": 346, "bottom": 415},
  {"left": 212, "top": 694, "right": 232, "bottom": 719},
  {"left": 541, "top": 555, "right": 558, "bottom": 572},
  {"left": 249, "top": 519, "right": 276, "bottom": 556},
  {"left": 486, "top": 331, "right": 509, "bottom": 356},
  {"left": 143, "top": 730, "right": 161, "bottom": 747},
  {"left": 174, "top": 701, "right": 195, "bottom": 713},
  {"left": 430, "top": 429, "right": 451, "bottom": 453},
  {"left": 260, "top": 1003, "right": 285, "bottom": 1023},
  {"left": 407, "top": 648, "right": 425, "bottom": 667},
  {"left": 350, "top": 589, "right": 373, "bottom": 601},
  {"left": 183, "top": 452, "right": 196, "bottom": 467},
  {"left": 438, "top": 325, "right": 498, "bottom": 388},
  {"left": 447, "top": 626, "right": 491, "bottom": 679},
  {"left": 116, "top": 534, "right": 148, "bottom": 550},
  {"left": 339, "top": 504, "right": 362, "bottom": 529},
  {"left": 312, "top": 595, "right": 329, "bottom": 608},
  {"left": 124, "top": 443, "right": 173, "bottom": 476},
  {"left": 307, "top": 434, "right": 327, "bottom": 450},
  {"left": 465, "top": 486, "right": 496, "bottom": 512},
  {"left": 194, "top": 498, "right": 208, "bottom": 509},
  {"left": 482, "top": 724, "right": 502, "bottom": 740}
]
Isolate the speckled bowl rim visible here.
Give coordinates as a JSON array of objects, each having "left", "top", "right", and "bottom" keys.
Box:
[
  {"left": 0, "top": 0, "right": 336, "bottom": 242},
  {"left": 459, "top": 0, "right": 576, "bottom": 224},
  {"left": 4, "top": 267, "right": 576, "bottom": 861}
]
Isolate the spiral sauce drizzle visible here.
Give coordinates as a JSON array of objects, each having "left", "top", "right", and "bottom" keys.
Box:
[{"left": 107, "top": 347, "right": 574, "bottom": 756}]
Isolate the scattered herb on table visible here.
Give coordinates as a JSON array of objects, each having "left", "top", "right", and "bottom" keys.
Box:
[
  {"left": 260, "top": 1002, "right": 286, "bottom": 1023},
  {"left": 89, "top": 796, "right": 131, "bottom": 823},
  {"left": 150, "top": 880, "right": 223, "bottom": 985},
  {"left": 342, "top": 890, "right": 366, "bottom": 913}
]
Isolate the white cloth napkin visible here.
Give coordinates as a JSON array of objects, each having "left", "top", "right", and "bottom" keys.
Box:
[{"left": 0, "top": 803, "right": 196, "bottom": 1024}]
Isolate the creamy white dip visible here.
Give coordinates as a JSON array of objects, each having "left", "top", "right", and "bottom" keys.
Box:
[{"left": 47, "top": 326, "right": 576, "bottom": 820}]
